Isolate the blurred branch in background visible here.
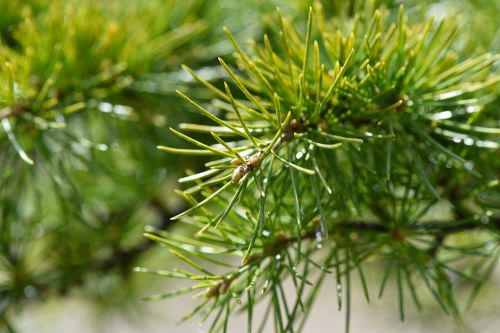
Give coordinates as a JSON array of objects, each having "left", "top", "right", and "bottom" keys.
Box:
[{"left": 0, "top": 0, "right": 273, "bottom": 330}]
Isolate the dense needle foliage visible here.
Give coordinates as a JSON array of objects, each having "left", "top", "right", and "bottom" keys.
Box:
[
  {"left": 143, "top": 1, "right": 500, "bottom": 332},
  {"left": 0, "top": 0, "right": 498, "bottom": 332}
]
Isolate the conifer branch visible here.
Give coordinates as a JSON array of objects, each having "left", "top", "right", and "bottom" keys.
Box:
[{"left": 150, "top": 2, "right": 500, "bottom": 331}]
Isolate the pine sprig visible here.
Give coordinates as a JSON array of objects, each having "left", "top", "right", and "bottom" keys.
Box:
[{"left": 149, "top": 2, "right": 499, "bottom": 332}]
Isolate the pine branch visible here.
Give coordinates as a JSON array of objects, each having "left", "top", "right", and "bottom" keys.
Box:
[{"left": 148, "top": 1, "right": 500, "bottom": 331}]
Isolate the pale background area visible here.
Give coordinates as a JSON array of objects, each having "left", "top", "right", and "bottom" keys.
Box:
[{"left": 14, "top": 262, "right": 500, "bottom": 333}]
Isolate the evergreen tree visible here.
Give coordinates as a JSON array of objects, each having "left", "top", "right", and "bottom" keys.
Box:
[{"left": 0, "top": 0, "right": 498, "bottom": 332}]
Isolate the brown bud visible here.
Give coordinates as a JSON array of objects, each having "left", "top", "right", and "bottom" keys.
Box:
[
  {"left": 205, "top": 285, "right": 219, "bottom": 298},
  {"left": 232, "top": 166, "right": 244, "bottom": 184},
  {"left": 290, "top": 118, "right": 300, "bottom": 130},
  {"left": 247, "top": 155, "right": 262, "bottom": 168},
  {"left": 231, "top": 157, "right": 243, "bottom": 166}
]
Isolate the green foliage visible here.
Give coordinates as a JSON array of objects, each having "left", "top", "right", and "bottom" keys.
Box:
[
  {"left": 0, "top": 0, "right": 270, "bottom": 328},
  {"left": 145, "top": 1, "right": 499, "bottom": 332},
  {"left": 0, "top": 0, "right": 498, "bottom": 332}
]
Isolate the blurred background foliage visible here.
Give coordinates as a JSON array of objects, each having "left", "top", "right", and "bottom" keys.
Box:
[
  {"left": 0, "top": 0, "right": 271, "bottom": 328},
  {"left": 0, "top": 0, "right": 498, "bottom": 332}
]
